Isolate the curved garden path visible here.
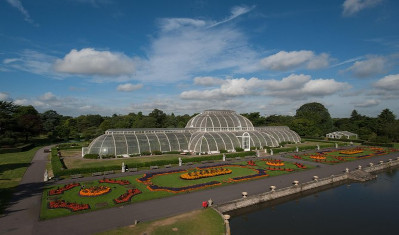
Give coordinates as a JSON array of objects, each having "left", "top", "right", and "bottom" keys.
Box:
[{"left": 0, "top": 147, "right": 398, "bottom": 234}]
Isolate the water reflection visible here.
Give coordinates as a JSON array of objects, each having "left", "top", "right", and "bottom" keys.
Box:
[{"left": 229, "top": 168, "right": 399, "bottom": 235}]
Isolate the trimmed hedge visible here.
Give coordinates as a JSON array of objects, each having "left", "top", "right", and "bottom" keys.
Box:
[
  {"left": 51, "top": 150, "right": 256, "bottom": 177},
  {"left": 361, "top": 142, "right": 394, "bottom": 147},
  {"left": 163, "top": 151, "right": 181, "bottom": 154},
  {"left": 152, "top": 150, "right": 162, "bottom": 155},
  {"left": 83, "top": 154, "right": 98, "bottom": 159},
  {"left": 0, "top": 143, "right": 35, "bottom": 154}
]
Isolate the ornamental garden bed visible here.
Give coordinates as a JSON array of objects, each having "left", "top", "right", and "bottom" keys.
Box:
[
  {"left": 286, "top": 147, "right": 398, "bottom": 164},
  {"left": 41, "top": 160, "right": 312, "bottom": 220}
]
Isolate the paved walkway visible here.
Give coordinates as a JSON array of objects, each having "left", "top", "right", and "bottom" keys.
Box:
[{"left": 1, "top": 147, "right": 398, "bottom": 235}]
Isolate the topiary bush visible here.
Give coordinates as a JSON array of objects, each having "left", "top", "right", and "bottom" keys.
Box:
[
  {"left": 83, "top": 154, "right": 98, "bottom": 159},
  {"left": 151, "top": 150, "right": 162, "bottom": 155}
]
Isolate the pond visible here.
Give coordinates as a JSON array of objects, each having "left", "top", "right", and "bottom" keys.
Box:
[{"left": 229, "top": 168, "right": 399, "bottom": 235}]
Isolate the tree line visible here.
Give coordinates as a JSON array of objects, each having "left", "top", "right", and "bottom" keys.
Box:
[{"left": 0, "top": 101, "right": 398, "bottom": 147}]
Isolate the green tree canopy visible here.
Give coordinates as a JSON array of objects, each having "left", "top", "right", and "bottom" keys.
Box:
[{"left": 294, "top": 102, "right": 333, "bottom": 137}]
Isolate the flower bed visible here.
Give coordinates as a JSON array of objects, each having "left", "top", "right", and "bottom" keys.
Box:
[
  {"left": 137, "top": 169, "right": 186, "bottom": 184},
  {"left": 294, "top": 162, "right": 307, "bottom": 169},
  {"left": 113, "top": 188, "right": 142, "bottom": 204},
  {"left": 148, "top": 181, "right": 221, "bottom": 193},
  {"left": 264, "top": 159, "right": 285, "bottom": 166},
  {"left": 79, "top": 186, "right": 111, "bottom": 197},
  {"left": 231, "top": 168, "right": 268, "bottom": 182},
  {"left": 340, "top": 149, "right": 363, "bottom": 155},
  {"left": 309, "top": 154, "right": 326, "bottom": 160},
  {"left": 48, "top": 200, "right": 90, "bottom": 212},
  {"left": 99, "top": 178, "right": 130, "bottom": 185},
  {"left": 48, "top": 182, "right": 80, "bottom": 196},
  {"left": 247, "top": 160, "right": 256, "bottom": 166},
  {"left": 266, "top": 167, "right": 294, "bottom": 172},
  {"left": 180, "top": 167, "right": 232, "bottom": 180}
]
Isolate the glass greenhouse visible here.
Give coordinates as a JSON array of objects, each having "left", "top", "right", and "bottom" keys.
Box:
[{"left": 82, "top": 110, "right": 301, "bottom": 157}]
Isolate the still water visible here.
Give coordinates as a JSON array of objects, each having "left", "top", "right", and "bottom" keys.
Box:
[{"left": 229, "top": 168, "right": 399, "bottom": 235}]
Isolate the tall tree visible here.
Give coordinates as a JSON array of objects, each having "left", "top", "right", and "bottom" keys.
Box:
[
  {"left": 14, "top": 105, "right": 42, "bottom": 142},
  {"left": 294, "top": 102, "right": 333, "bottom": 136}
]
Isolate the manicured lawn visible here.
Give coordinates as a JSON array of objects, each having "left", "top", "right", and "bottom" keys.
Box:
[
  {"left": 0, "top": 147, "right": 41, "bottom": 213},
  {"left": 41, "top": 159, "right": 312, "bottom": 219},
  {"left": 97, "top": 208, "right": 225, "bottom": 235}
]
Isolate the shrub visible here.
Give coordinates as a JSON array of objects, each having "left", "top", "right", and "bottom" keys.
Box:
[
  {"left": 151, "top": 150, "right": 162, "bottom": 155},
  {"left": 83, "top": 154, "right": 98, "bottom": 159},
  {"left": 163, "top": 151, "right": 181, "bottom": 154},
  {"left": 141, "top": 151, "right": 151, "bottom": 156},
  {"left": 100, "top": 154, "right": 115, "bottom": 159},
  {"left": 234, "top": 147, "right": 244, "bottom": 152},
  {"left": 219, "top": 149, "right": 228, "bottom": 153}
]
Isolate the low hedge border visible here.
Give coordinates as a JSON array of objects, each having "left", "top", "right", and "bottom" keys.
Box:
[{"left": 0, "top": 143, "right": 35, "bottom": 154}]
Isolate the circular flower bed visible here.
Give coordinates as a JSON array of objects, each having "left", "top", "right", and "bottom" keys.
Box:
[
  {"left": 340, "top": 149, "right": 363, "bottom": 155},
  {"left": 180, "top": 167, "right": 232, "bottom": 180},
  {"left": 310, "top": 155, "right": 326, "bottom": 160},
  {"left": 265, "top": 159, "right": 285, "bottom": 166},
  {"left": 79, "top": 186, "right": 111, "bottom": 197}
]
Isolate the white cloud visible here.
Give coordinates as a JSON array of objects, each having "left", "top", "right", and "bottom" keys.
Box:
[
  {"left": 135, "top": 6, "right": 259, "bottom": 82},
  {"left": 116, "top": 83, "right": 143, "bottom": 92},
  {"left": 342, "top": 0, "right": 383, "bottom": 16},
  {"left": 0, "top": 92, "right": 10, "bottom": 101},
  {"left": 354, "top": 99, "right": 380, "bottom": 107},
  {"left": 3, "top": 50, "right": 56, "bottom": 77},
  {"left": 181, "top": 74, "right": 349, "bottom": 100},
  {"left": 346, "top": 56, "right": 386, "bottom": 78},
  {"left": 6, "top": 0, "right": 37, "bottom": 25},
  {"left": 193, "top": 76, "right": 225, "bottom": 86},
  {"left": 54, "top": 48, "right": 136, "bottom": 76},
  {"left": 373, "top": 74, "right": 399, "bottom": 90},
  {"left": 210, "top": 5, "right": 254, "bottom": 28},
  {"left": 260, "top": 50, "right": 330, "bottom": 71}
]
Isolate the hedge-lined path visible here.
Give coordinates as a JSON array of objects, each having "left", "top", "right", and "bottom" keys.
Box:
[{"left": 1, "top": 146, "right": 398, "bottom": 235}]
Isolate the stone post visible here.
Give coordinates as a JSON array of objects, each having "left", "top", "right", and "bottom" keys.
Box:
[
  {"left": 293, "top": 180, "right": 299, "bottom": 186},
  {"left": 379, "top": 161, "right": 384, "bottom": 165},
  {"left": 369, "top": 163, "right": 374, "bottom": 167},
  {"left": 242, "top": 192, "right": 248, "bottom": 198},
  {"left": 44, "top": 169, "right": 48, "bottom": 182},
  {"left": 208, "top": 198, "right": 213, "bottom": 207},
  {"left": 345, "top": 168, "right": 349, "bottom": 173},
  {"left": 296, "top": 146, "right": 299, "bottom": 153},
  {"left": 313, "top": 176, "right": 319, "bottom": 182},
  {"left": 270, "top": 149, "right": 273, "bottom": 156},
  {"left": 224, "top": 214, "right": 230, "bottom": 224},
  {"left": 179, "top": 157, "right": 182, "bottom": 166},
  {"left": 358, "top": 165, "right": 362, "bottom": 170},
  {"left": 270, "top": 186, "right": 276, "bottom": 192},
  {"left": 122, "top": 162, "right": 125, "bottom": 173},
  {"left": 264, "top": 149, "right": 267, "bottom": 153},
  {"left": 317, "top": 145, "right": 320, "bottom": 150},
  {"left": 256, "top": 150, "right": 260, "bottom": 158},
  {"left": 335, "top": 143, "right": 338, "bottom": 149}
]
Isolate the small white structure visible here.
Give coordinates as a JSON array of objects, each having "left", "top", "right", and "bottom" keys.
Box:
[
  {"left": 270, "top": 149, "right": 273, "bottom": 155},
  {"left": 296, "top": 146, "right": 299, "bottom": 152},
  {"left": 222, "top": 154, "right": 226, "bottom": 162},
  {"left": 326, "top": 131, "right": 358, "bottom": 139},
  {"left": 179, "top": 157, "right": 182, "bottom": 166},
  {"left": 44, "top": 169, "right": 48, "bottom": 182},
  {"left": 122, "top": 162, "right": 125, "bottom": 173}
]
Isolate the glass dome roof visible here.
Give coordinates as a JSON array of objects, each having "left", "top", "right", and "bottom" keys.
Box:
[{"left": 185, "top": 110, "right": 253, "bottom": 131}]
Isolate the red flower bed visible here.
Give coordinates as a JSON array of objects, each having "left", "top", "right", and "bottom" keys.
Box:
[
  {"left": 294, "top": 162, "right": 307, "bottom": 169},
  {"left": 113, "top": 188, "right": 142, "bottom": 204},
  {"left": 266, "top": 167, "right": 294, "bottom": 172},
  {"left": 48, "top": 200, "right": 90, "bottom": 212},
  {"left": 99, "top": 178, "right": 130, "bottom": 185},
  {"left": 48, "top": 183, "right": 80, "bottom": 196},
  {"left": 293, "top": 155, "right": 302, "bottom": 159},
  {"left": 247, "top": 160, "right": 256, "bottom": 166}
]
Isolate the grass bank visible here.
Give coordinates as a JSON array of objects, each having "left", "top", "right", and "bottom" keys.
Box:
[
  {"left": 97, "top": 208, "right": 225, "bottom": 235},
  {"left": 0, "top": 147, "right": 41, "bottom": 213}
]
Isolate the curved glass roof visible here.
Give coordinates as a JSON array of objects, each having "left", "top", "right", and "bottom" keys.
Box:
[
  {"left": 83, "top": 110, "right": 302, "bottom": 156},
  {"left": 185, "top": 110, "right": 253, "bottom": 131}
]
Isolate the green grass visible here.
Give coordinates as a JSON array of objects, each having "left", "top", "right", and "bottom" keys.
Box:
[
  {"left": 41, "top": 160, "right": 313, "bottom": 219},
  {"left": 97, "top": 208, "right": 225, "bottom": 235},
  {"left": 0, "top": 147, "right": 41, "bottom": 213}
]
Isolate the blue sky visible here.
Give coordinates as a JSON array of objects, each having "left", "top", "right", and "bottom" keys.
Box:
[{"left": 1, "top": 0, "right": 398, "bottom": 117}]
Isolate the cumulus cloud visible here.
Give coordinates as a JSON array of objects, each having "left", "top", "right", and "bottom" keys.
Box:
[
  {"left": 181, "top": 74, "right": 349, "bottom": 100},
  {"left": 193, "top": 76, "right": 225, "bottom": 86},
  {"left": 0, "top": 92, "right": 10, "bottom": 101},
  {"left": 342, "top": 0, "right": 383, "bottom": 16},
  {"left": 346, "top": 56, "right": 386, "bottom": 78},
  {"left": 6, "top": 0, "right": 37, "bottom": 25},
  {"left": 116, "top": 83, "right": 143, "bottom": 92},
  {"left": 260, "top": 50, "right": 330, "bottom": 71},
  {"left": 373, "top": 74, "right": 399, "bottom": 90},
  {"left": 54, "top": 48, "right": 136, "bottom": 76},
  {"left": 354, "top": 99, "right": 380, "bottom": 107}
]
